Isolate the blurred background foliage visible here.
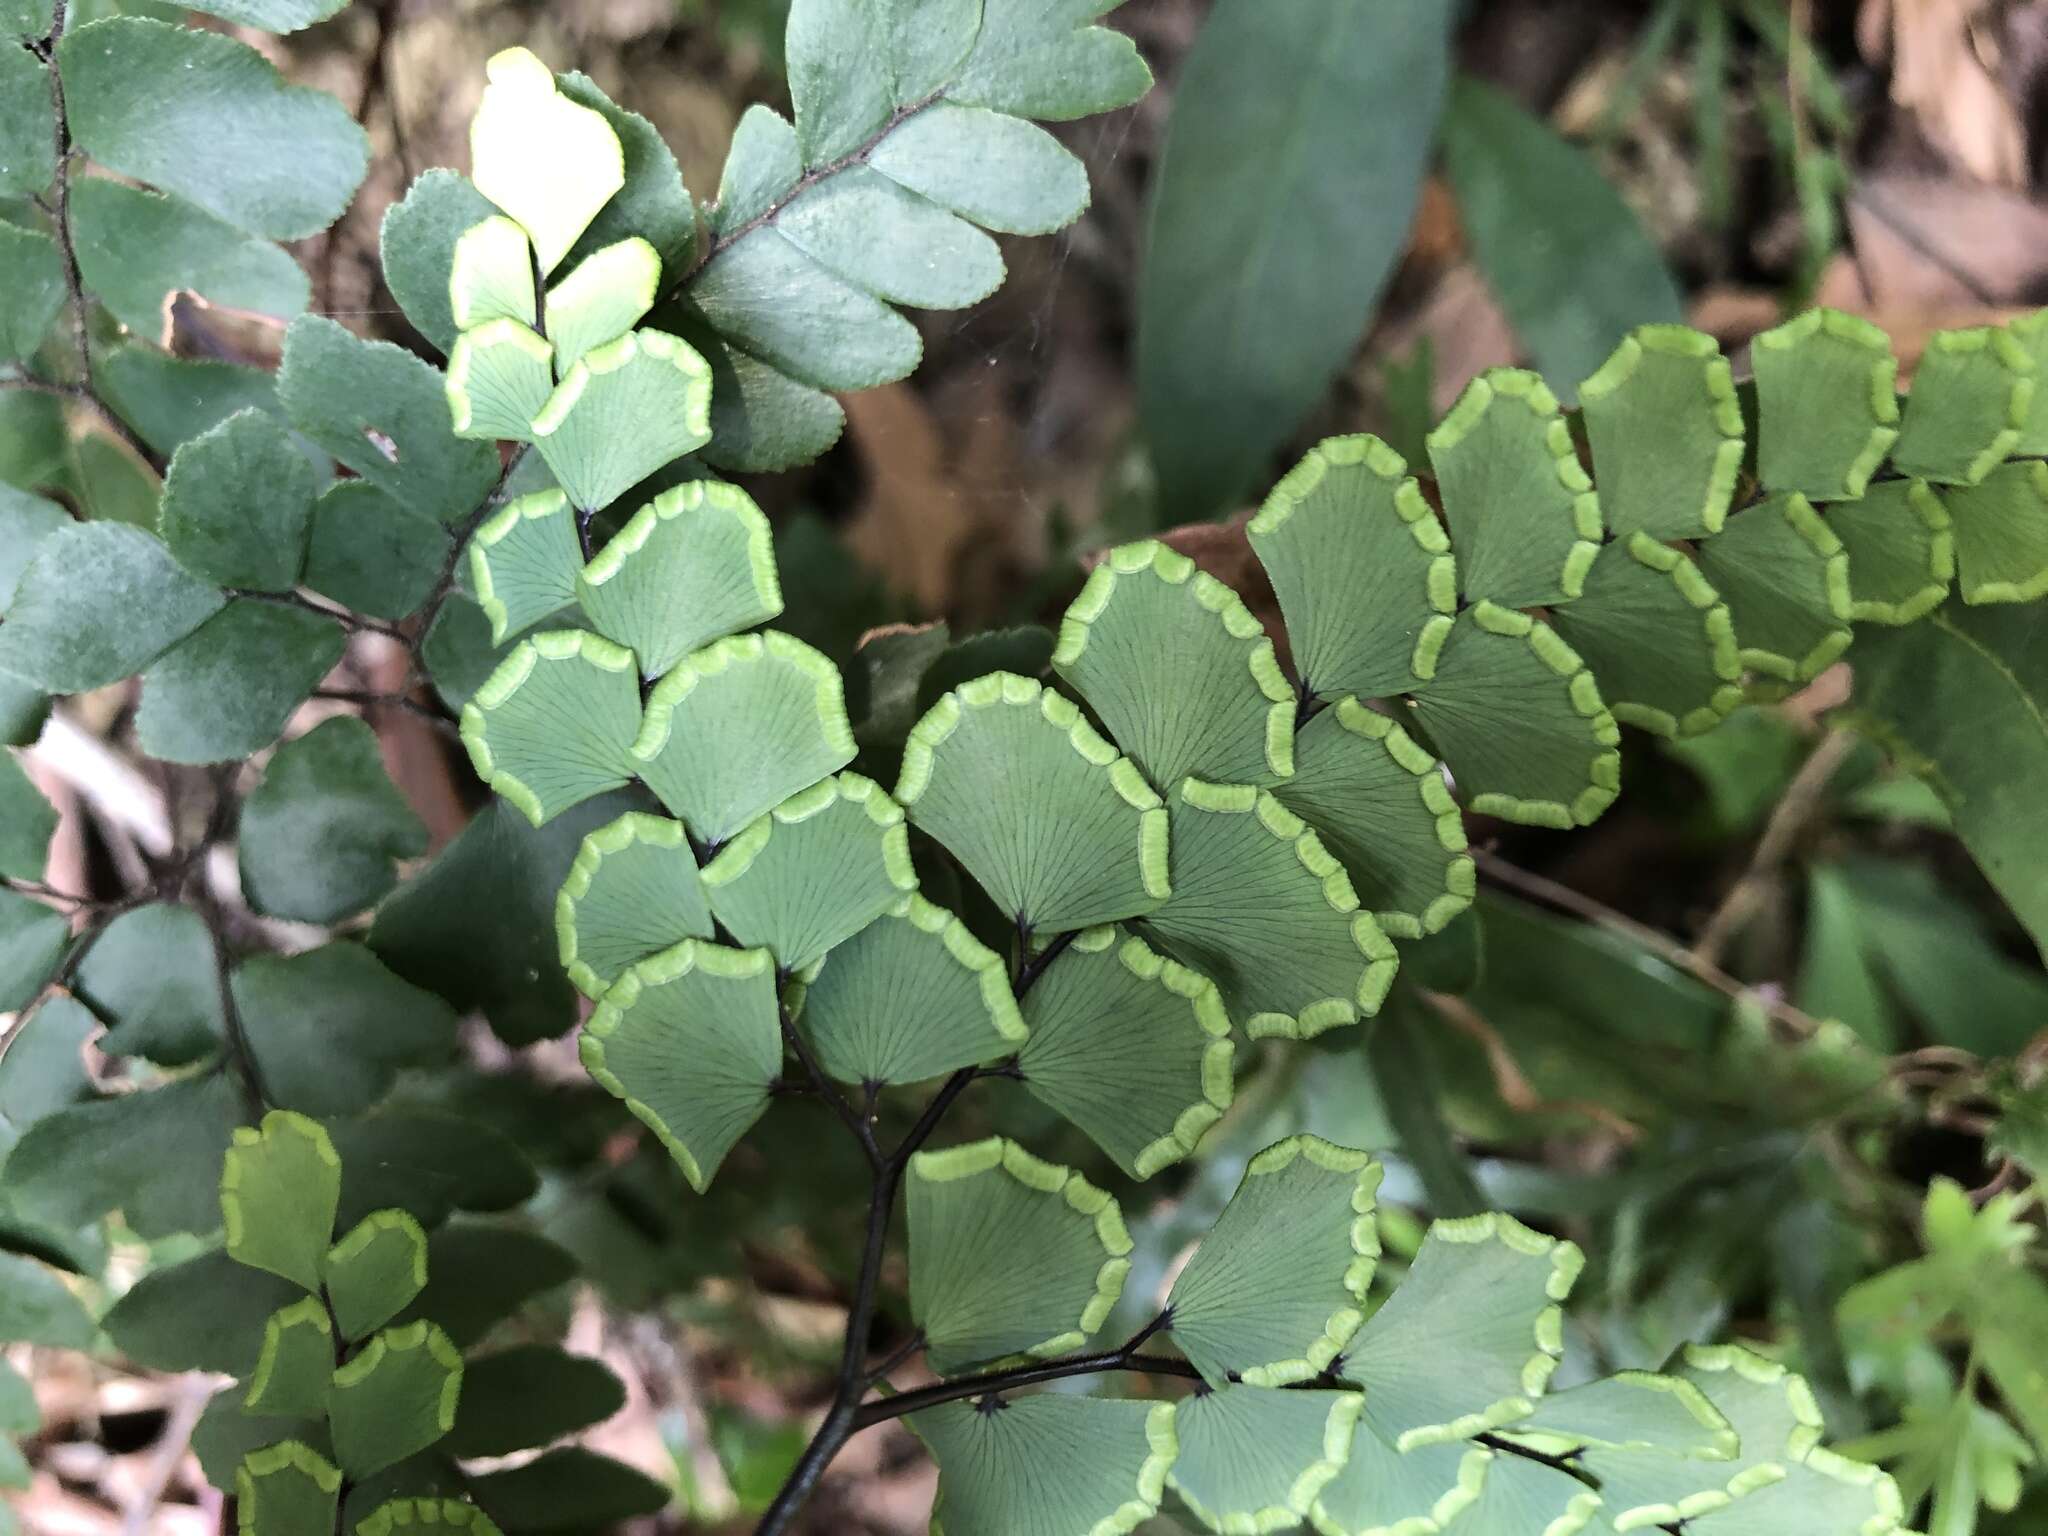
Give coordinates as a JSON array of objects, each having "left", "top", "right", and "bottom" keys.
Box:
[{"left": 6, "top": 0, "right": 2048, "bottom": 1532}]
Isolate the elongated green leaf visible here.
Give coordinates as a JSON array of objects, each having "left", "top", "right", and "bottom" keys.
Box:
[
  {"left": 235, "top": 1443, "right": 341, "bottom": 1536},
  {"left": 1843, "top": 601, "right": 2048, "bottom": 959},
  {"left": 58, "top": 19, "right": 367, "bottom": 240},
  {"left": 325, "top": 1210, "right": 428, "bottom": 1342},
  {"left": 328, "top": 1320, "right": 464, "bottom": 1478},
  {"left": 531, "top": 330, "right": 712, "bottom": 513},
  {"left": 1502, "top": 1371, "right": 1737, "bottom": 1459},
  {"left": 1890, "top": 324, "right": 2033, "bottom": 485},
  {"left": 0, "top": 522, "right": 224, "bottom": 693},
  {"left": 303, "top": 482, "right": 446, "bottom": 623},
  {"left": 461, "top": 630, "right": 643, "bottom": 827},
  {"left": 1055, "top": 541, "right": 1294, "bottom": 789},
  {"left": 1580, "top": 325, "right": 1743, "bottom": 540},
  {"left": 1309, "top": 1430, "right": 1484, "bottom": 1536},
  {"left": 232, "top": 944, "right": 459, "bottom": 1117},
  {"left": 1442, "top": 76, "right": 1682, "bottom": 399},
  {"left": 911, "top": 1394, "right": 1176, "bottom": 1536},
  {"left": 1942, "top": 457, "right": 2048, "bottom": 604},
  {"left": 1751, "top": 309, "right": 1900, "bottom": 500},
  {"left": 239, "top": 717, "right": 427, "bottom": 925},
  {"left": 680, "top": 228, "right": 922, "bottom": 393},
  {"left": 244, "top": 1297, "right": 335, "bottom": 1417},
  {"left": 1168, "top": 1136, "right": 1379, "bottom": 1387},
  {"left": 220, "top": 1110, "right": 340, "bottom": 1293},
  {"left": 793, "top": 892, "right": 1023, "bottom": 1084},
  {"left": 868, "top": 103, "right": 1087, "bottom": 236},
  {"left": 576, "top": 479, "right": 783, "bottom": 677},
  {"left": 1274, "top": 698, "right": 1473, "bottom": 938},
  {"left": 1017, "top": 927, "right": 1232, "bottom": 1179},
  {"left": 1171, "top": 1387, "right": 1362, "bottom": 1535},
  {"left": 1137, "top": 0, "right": 1451, "bottom": 516},
  {"left": 783, "top": 0, "right": 913, "bottom": 163},
  {"left": 709, "top": 104, "right": 801, "bottom": 234},
  {"left": 701, "top": 772, "right": 915, "bottom": 974},
  {"left": 1137, "top": 780, "right": 1397, "bottom": 1038},
  {"left": 898, "top": 671, "right": 1168, "bottom": 934},
  {"left": 947, "top": 0, "right": 1150, "bottom": 120},
  {"left": 555, "top": 811, "right": 714, "bottom": 1000},
  {"left": 1429, "top": 368, "right": 1602, "bottom": 608},
  {"left": 1828, "top": 478, "right": 1953, "bottom": 624},
  {"left": 72, "top": 181, "right": 309, "bottom": 340},
  {"left": 1694, "top": 496, "right": 1853, "bottom": 682},
  {"left": 468, "top": 490, "right": 582, "bottom": 644},
  {"left": 1249, "top": 435, "right": 1456, "bottom": 700},
  {"left": 1346, "top": 1213, "right": 1581, "bottom": 1449},
  {"left": 779, "top": 166, "right": 1003, "bottom": 310},
  {"left": 1406, "top": 604, "right": 1621, "bottom": 828},
  {"left": 279, "top": 316, "right": 499, "bottom": 525},
  {"left": 136, "top": 601, "right": 345, "bottom": 765},
  {"left": 446, "top": 319, "right": 555, "bottom": 441},
  {"left": 1547, "top": 534, "right": 1741, "bottom": 738},
  {"left": 632, "top": 630, "right": 856, "bottom": 844},
  {"left": 380, "top": 170, "right": 500, "bottom": 354},
  {"left": 469, "top": 48, "right": 624, "bottom": 275},
  {"left": 907, "top": 1136, "right": 1130, "bottom": 1373},
  {"left": 0, "top": 46, "right": 54, "bottom": 200},
  {"left": 446, "top": 1346, "right": 625, "bottom": 1459},
  {"left": 578, "top": 939, "right": 781, "bottom": 1191}
]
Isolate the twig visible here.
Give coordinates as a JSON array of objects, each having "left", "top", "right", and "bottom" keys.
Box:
[
  {"left": 312, "top": 686, "right": 458, "bottom": 732},
  {"left": 1471, "top": 849, "right": 1826, "bottom": 1038},
  {"left": 33, "top": 0, "right": 87, "bottom": 391},
  {"left": 233, "top": 586, "right": 411, "bottom": 644},
  {"left": 1426, "top": 990, "right": 1642, "bottom": 1141},
  {"left": 1692, "top": 729, "right": 1855, "bottom": 966},
  {"left": 121, "top": 1373, "right": 214, "bottom": 1536}
]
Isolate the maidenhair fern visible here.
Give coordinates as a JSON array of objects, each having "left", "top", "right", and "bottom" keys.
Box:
[
  {"left": 3, "top": 1, "right": 2043, "bottom": 1532},
  {"left": 418, "top": 33, "right": 2021, "bottom": 1534}
]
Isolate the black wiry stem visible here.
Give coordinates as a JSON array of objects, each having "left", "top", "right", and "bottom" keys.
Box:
[{"left": 852, "top": 1332, "right": 1197, "bottom": 1431}]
